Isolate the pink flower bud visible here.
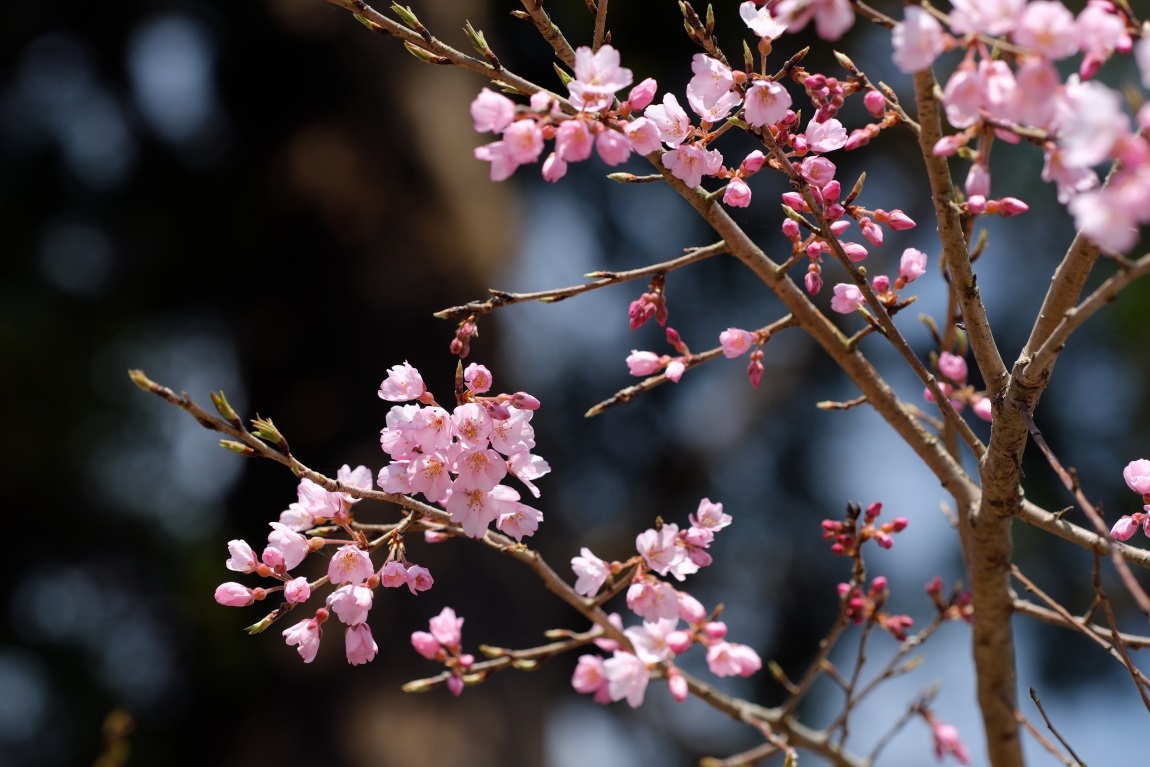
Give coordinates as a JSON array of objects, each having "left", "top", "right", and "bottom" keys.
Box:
[
  {"left": 667, "top": 631, "right": 693, "bottom": 654},
  {"left": 938, "top": 352, "right": 968, "bottom": 383},
  {"left": 871, "top": 576, "right": 888, "bottom": 593},
  {"left": 885, "top": 209, "right": 916, "bottom": 230},
  {"left": 285, "top": 577, "right": 311, "bottom": 604},
  {"left": 872, "top": 275, "right": 891, "bottom": 292},
  {"left": 899, "top": 248, "right": 928, "bottom": 283},
  {"left": 665, "top": 359, "right": 686, "bottom": 383},
  {"left": 861, "top": 219, "right": 884, "bottom": 246},
  {"left": 932, "top": 135, "right": 964, "bottom": 156},
  {"left": 214, "top": 582, "right": 255, "bottom": 607},
  {"left": 447, "top": 675, "right": 465, "bottom": 697},
  {"left": 704, "top": 621, "right": 728, "bottom": 639},
  {"left": 510, "top": 391, "right": 541, "bottom": 410},
  {"left": 865, "top": 501, "right": 883, "bottom": 521},
  {"left": 972, "top": 396, "right": 993, "bottom": 422},
  {"left": 965, "top": 163, "right": 990, "bottom": 198},
  {"left": 782, "top": 218, "right": 801, "bottom": 239},
  {"left": 668, "top": 669, "right": 689, "bottom": 702},
  {"left": 822, "top": 179, "right": 841, "bottom": 202},
  {"left": 826, "top": 203, "right": 846, "bottom": 220},
  {"left": 830, "top": 220, "right": 850, "bottom": 236},
  {"left": 876, "top": 532, "right": 894, "bottom": 548},
  {"left": 677, "top": 591, "right": 708, "bottom": 623},
  {"left": 405, "top": 565, "right": 435, "bottom": 594},
  {"left": 806, "top": 241, "right": 825, "bottom": 258},
  {"left": 542, "top": 151, "right": 568, "bottom": 183},
  {"left": 804, "top": 269, "right": 823, "bottom": 295},
  {"left": 842, "top": 242, "right": 868, "bottom": 261},
  {"left": 626, "top": 350, "right": 663, "bottom": 376},
  {"left": 837, "top": 582, "right": 852, "bottom": 598},
  {"left": 781, "top": 192, "right": 808, "bottom": 211},
  {"left": 863, "top": 90, "right": 886, "bottom": 116},
  {"left": 626, "top": 78, "right": 658, "bottom": 111},
  {"left": 740, "top": 150, "right": 766, "bottom": 174},
  {"left": 997, "top": 197, "right": 1029, "bottom": 216},
  {"left": 926, "top": 576, "right": 944, "bottom": 596},
  {"left": 722, "top": 177, "right": 752, "bottom": 208},
  {"left": 967, "top": 195, "right": 987, "bottom": 215},
  {"left": 747, "top": 349, "right": 765, "bottom": 389}
]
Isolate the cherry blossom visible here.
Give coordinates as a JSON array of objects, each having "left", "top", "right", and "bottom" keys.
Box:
[
  {"left": 892, "top": 6, "right": 946, "bottom": 74},
  {"left": 328, "top": 545, "right": 374, "bottom": 585},
  {"left": 572, "top": 547, "right": 611, "bottom": 596},
  {"left": 568, "top": 45, "right": 633, "bottom": 113},
  {"left": 379, "top": 361, "right": 427, "bottom": 402},
  {"left": 603, "top": 651, "right": 649, "bottom": 707},
  {"left": 345, "top": 623, "right": 378, "bottom": 665},
  {"left": 572, "top": 654, "right": 612, "bottom": 703},
  {"left": 214, "top": 582, "right": 254, "bottom": 607},
  {"left": 743, "top": 80, "right": 792, "bottom": 128},
  {"left": 831, "top": 283, "right": 865, "bottom": 313},
  {"left": 739, "top": 1, "right": 787, "bottom": 39},
  {"left": 775, "top": 0, "right": 854, "bottom": 41},
  {"left": 283, "top": 616, "right": 323, "bottom": 663},
  {"left": 470, "top": 88, "right": 516, "bottom": 133}
]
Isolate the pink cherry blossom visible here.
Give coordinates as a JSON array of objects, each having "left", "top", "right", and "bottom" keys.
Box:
[
  {"left": 687, "top": 55, "right": 734, "bottom": 111},
  {"left": 380, "top": 560, "right": 407, "bottom": 588},
  {"left": 720, "top": 328, "right": 754, "bottom": 358},
  {"left": 949, "top": 0, "right": 1024, "bottom": 36},
  {"left": 446, "top": 484, "right": 499, "bottom": 538},
  {"left": 429, "top": 606, "right": 464, "bottom": 647},
  {"left": 831, "top": 284, "right": 865, "bottom": 314},
  {"left": 636, "top": 524, "right": 683, "bottom": 575},
  {"left": 284, "top": 577, "right": 310, "bottom": 604},
  {"left": 626, "top": 78, "right": 658, "bottom": 111},
  {"left": 1076, "top": 4, "right": 1129, "bottom": 63},
  {"left": 572, "top": 654, "right": 611, "bottom": 703},
  {"left": 899, "top": 248, "right": 928, "bottom": 283},
  {"left": 1013, "top": 1, "right": 1078, "bottom": 60},
  {"left": 625, "top": 618, "right": 679, "bottom": 663},
  {"left": 542, "top": 152, "right": 567, "bottom": 182},
  {"left": 942, "top": 64, "right": 982, "bottom": 129},
  {"left": 555, "top": 119, "right": 594, "bottom": 162},
  {"left": 691, "top": 498, "right": 732, "bottom": 532},
  {"left": 603, "top": 651, "right": 649, "bottom": 707},
  {"left": 775, "top": 0, "right": 854, "bottom": 41},
  {"left": 932, "top": 721, "right": 971, "bottom": 765},
  {"left": 214, "top": 582, "right": 254, "bottom": 607},
  {"left": 452, "top": 402, "right": 493, "bottom": 448},
  {"left": 379, "top": 361, "right": 426, "bottom": 402},
  {"left": 804, "top": 118, "right": 847, "bottom": 153},
  {"left": 661, "top": 144, "right": 723, "bottom": 188},
  {"left": 503, "top": 120, "right": 545, "bottom": 165},
  {"left": 1055, "top": 79, "right": 1127, "bottom": 169},
  {"left": 892, "top": 6, "right": 946, "bottom": 74},
  {"left": 328, "top": 545, "right": 374, "bottom": 585},
  {"left": 470, "top": 88, "right": 516, "bottom": 133},
  {"left": 327, "top": 584, "right": 373, "bottom": 625},
  {"left": 938, "top": 352, "right": 969, "bottom": 383},
  {"left": 475, "top": 141, "right": 517, "bottom": 182},
  {"left": 225, "top": 540, "right": 258, "bottom": 573},
  {"left": 398, "top": 564, "right": 431, "bottom": 594},
  {"left": 740, "top": 151, "right": 766, "bottom": 174},
  {"left": 1136, "top": 38, "right": 1150, "bottom": 89},
  {"left": 644, "top": 93, "right": 692, "bottom": 147},
  {"left": 283, "top": 617, "right": 322, "bottom": 663},
  {"left": 345, "top": 623, "right": 378, "bottom": 665},
  {"left": 743, "top": 80, "right": 792, "bottom": 128},
  {"left": 267, "top": 522, "right": 309, "bottom": 570},
  {"left": 627, "top": 350, "right": 663, "bottom": 376},
  {"left": 724, "top": 163, "right": 768, "bottom": 209},
  {"left": 972, "top": 396, "right": 993, "bottom": 422},
  {"left": 463, "top": 363, "right": 492, "bottom": 394},
  {"left": 572, "top": 547, "right": 611, "bottom": 596},
  {"left": 411, "top": 630, "right": 441, "bottom": 660},
  {"left": 596, "top": 129, "right": 632, "bottom": 166},
  {"left": 568, "top": 45, "right": 633, "bottom": 112},
  {"left": 495, "top": 491, "right": 543, "bottom": 541},
  {"left": 705, "top": 641, "right": 762, "bottom": 677},
  {"left": 627, "top": 577, "right": 680, "bottom": 621},
  {"left": 1111, "top": 515, "right": 1141, "bottom": 541},
  {"left": 739, "top": 1, "right": 788, "bottom": 39},
  {"left": 1123, "top": 459, "right": 1150, "bottom": 496},
  {"left": 799, "top": 156, "right": 836, "bottom": 188},
  {"left": 624, "top": 117, "right": 662, "bottom": 155}
]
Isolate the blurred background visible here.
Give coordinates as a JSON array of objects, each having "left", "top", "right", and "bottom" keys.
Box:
[{"left": 3, "top": 1, "right": 1149, "bottom": 765}]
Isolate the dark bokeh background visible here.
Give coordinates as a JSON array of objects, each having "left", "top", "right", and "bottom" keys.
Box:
[{"left": 3, "top": 1, "right": 1150, "bottom": 766}]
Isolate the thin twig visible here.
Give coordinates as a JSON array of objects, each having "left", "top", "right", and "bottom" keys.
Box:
[
  {"left": 434, "top": 242, "right": 727, "bottom": 321},
  {"left": 1027, "top": 688, "right": 1087, "bottom": 766}
]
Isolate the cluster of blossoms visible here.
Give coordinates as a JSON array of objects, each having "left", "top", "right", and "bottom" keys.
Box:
[
  {"left": 1109, "top": 459, "right": 1150, "bottom": 541},
  {"left": 376, "top": 361, "right": 549, "bottom": 540},
  {"left": 821, "top": 501, "right": 909, "bottom": 556},
  {"left": 625, "top": 326, "right": 693, "bottom": 385},
  {"left": 568, "top": 499, "right": 762, "bottom": 708},
  {"left": 888, "top": 0, "right": 1150, "bottom": 250},
  {"left": 839, "top": 577, "right": 914, "bottom": 641},
  {"left": 828, "top": 247, "right": 928, "bottom": 315},
  {"left": 922, "top": 351, "right": 993, "bottom": 423},
  {"left": 411, "top": 607, "right": 472, "bottom": 696},
  {"left": 214, "top": 465, "right": 435, "bottom": 664},
  {"left": 925, "top": 576, "right": 974, "bottom": 625}
]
